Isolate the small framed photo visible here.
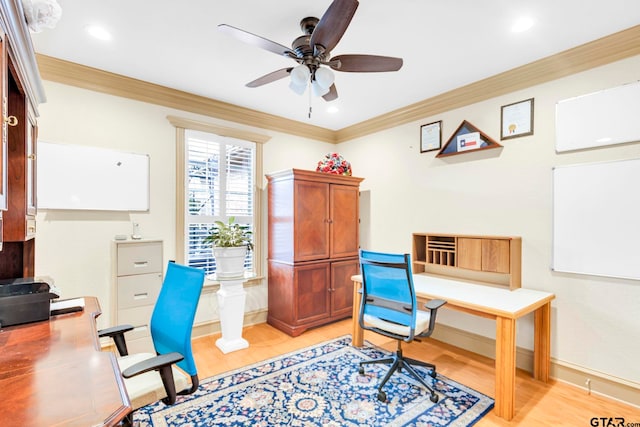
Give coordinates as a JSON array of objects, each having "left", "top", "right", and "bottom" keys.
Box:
[
  {"left": 501, "top": 98, "right": 534, "bottom": 140},
  {"left": 420, "top": 120, "right": 442, "bottom": 153}
]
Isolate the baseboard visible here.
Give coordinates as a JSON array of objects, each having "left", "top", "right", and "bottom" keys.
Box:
[
  {"left": 551, "top": 360, "right": 640, "bottom": 408},
  {"left": 431, "top": 323, "right": 640, "bottom": 408}
]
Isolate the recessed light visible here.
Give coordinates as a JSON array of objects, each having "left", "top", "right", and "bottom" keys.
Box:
[
  {"left": 511, "top": 16, "right": 534, "bottom": 33},
  {"left": 86, "top": 25, "right": 112, "bottom": 41},
  {"left": 327, "top": 106, "right": 339, "bottom": 114}
]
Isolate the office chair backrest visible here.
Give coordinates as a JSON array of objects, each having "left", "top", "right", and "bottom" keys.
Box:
[
  {"left": 150, "top": 262, "right": 205, "bottom": 377},
  {"left": 359, "top": 250, "right": 417, "bottom": 336}
]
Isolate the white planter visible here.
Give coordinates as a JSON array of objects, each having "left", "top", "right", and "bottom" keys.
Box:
[
  {"left": 213, "top": 246, "right": 247, "bottom": 279},
  {"left": 215, "top": 278, "right": 249, "bottom": 354}
]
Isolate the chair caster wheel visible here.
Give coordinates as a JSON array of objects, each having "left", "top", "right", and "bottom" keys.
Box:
[
  {"left": 430, "top": 393, "right": 439, "bottom": 403},
  {"left": 358, "top": 366, "right": 365, "bottom": 375},
  {"left": 377, "top": 391, "right": 387, "bottom": 402},
  {"left": 429, "top": 370, "right": 437, "bottom": 378}
]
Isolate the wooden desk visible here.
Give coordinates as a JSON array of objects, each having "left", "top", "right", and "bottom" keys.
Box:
[
  {"left": 0, "top": 297, "right": 131, "bottom": 426},
  {"left": 351, "top": 274, "right": 555, "bottom": 421}
]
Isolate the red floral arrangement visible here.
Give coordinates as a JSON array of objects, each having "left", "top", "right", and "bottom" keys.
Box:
[{"left": 316, "top": 152, "right": 352, "bottom": 176}]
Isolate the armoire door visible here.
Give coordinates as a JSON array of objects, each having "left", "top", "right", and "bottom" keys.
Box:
[
  {"left": 330, "top": 258, "right": 359, "bottom": 318},
  {"left": 330, "top": 184, "right": 360, "bottom": 258},
  {"left": 294, "top": 180, "right": 330, "bottom": 261}
]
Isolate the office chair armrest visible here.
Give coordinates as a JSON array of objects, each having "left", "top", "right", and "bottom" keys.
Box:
[
  {"left": 419, "top": 299, "right": 447, "bottom": 338},
  {"left": 425, "top": 299, "right": 447, "bottom": 311},
  {"left": 122, "top": 352, "right": 186, "bottom": 406},
  {"left": 121, "top": 352, "right": 184, "bottom": 378},
  {"left": 98, "top": 324, "right": 135, "bottom": 356}
]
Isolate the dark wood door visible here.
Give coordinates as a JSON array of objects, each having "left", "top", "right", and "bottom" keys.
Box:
[
  {"left": 295, "top": 262, "right": 330, "bottom": 323},
  {"left": 294, "top": 180, "right": 329, "bottom": 262},
  {"left": 330, "top": 184, "right": 359, "bottom": 258},
  {"left": 330, "top": 258, "right": 359, "bottom": 318}
]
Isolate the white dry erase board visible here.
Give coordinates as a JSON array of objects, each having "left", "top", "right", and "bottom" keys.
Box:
[
  {"left": 37, "top": 141, "right": 150, "bottom": 211},
  {"left": 552, "top": 158, "right": 640, "bottom": 280},
  {"left": 555, "top": 81, "right": 640, "bottom": 152}
]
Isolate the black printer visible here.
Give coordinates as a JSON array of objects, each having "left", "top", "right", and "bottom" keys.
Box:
[{"left": 0, "top": 277, "right": 60, "bottom": 328}]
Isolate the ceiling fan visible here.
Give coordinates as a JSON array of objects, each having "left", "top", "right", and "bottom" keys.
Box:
[{"left": 218, "top": 0, "right": 403, "bottom": 102}]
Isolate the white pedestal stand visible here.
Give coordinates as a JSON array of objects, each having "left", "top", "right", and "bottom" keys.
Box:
[{"left": 215, "top": 278, "right": 249, "bottom": 354}]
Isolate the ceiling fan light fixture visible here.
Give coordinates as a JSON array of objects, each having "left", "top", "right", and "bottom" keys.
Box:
[
  {"left": 314, "top": 67, "right": 335, "bottom": 89},
  {"left": 311, "top": 80, "right": 330, "bottom": 97},
  {"left": 290, "top": 65, "right": 310, "bottom": 86},
  {"left": 289, "top": 79, "right": 307, "bottom": 95}
]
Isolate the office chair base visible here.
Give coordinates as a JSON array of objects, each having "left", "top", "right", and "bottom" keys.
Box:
[{"left": 359, "top": 348, "right": 439, "bottom": 403}]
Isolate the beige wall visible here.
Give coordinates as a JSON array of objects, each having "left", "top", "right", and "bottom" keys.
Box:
[
  {"left": 35, "top": 80, "right": 334, "bottom": 330},
  {"left": 35, "top": 55, "right": 640, "bottom": 390},
  {"left": 341, "top": 55, "right": 640, "bottom": 386}
]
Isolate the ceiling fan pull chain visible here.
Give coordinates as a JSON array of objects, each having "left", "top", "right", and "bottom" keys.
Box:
[{"left": 308, "top": 82, "right": 313, "bottom": 119}]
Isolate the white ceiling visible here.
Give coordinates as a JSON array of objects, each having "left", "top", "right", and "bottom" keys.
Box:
[{"left": 31, "top": 0, "right": 640, "bottom": 131}]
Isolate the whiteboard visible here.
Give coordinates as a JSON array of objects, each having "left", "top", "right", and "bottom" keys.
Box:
[
  {"left": 37, "top": 142, "right": 149, "bottom": 211},
  {"left": 555, "top": 81, "right": 640, "bottom": 152},
  {"left": 552, "top": 158, "right": 640, "bottom": 280}
]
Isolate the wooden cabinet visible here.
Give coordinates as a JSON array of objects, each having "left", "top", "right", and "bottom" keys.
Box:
[
  {"left": 266, "top": 169, "right": 363, "bottom": 336},
  {"left": 0, "top": 27, "right": 6, "bottom": 252},
  {"left": 0, "top": 61, "right": 36, "bottom": 279},
  {"left": 112, "top": 239, "right": 163, "bottom": 353},
  {"left": 5, "top": 67, "right": 35, "bottom": 241},
  {"left": 413, "top": 233, "right": 521, "bottom": 290},
  {"left": 0, "top": 1, "right": 45, "bottom": 279}
]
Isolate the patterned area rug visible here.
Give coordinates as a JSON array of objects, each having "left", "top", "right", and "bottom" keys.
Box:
[{"left": 135, "top": 336, "right": 493, "bottom": 426}]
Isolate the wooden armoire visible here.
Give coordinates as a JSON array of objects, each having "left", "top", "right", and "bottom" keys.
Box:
[{"left": 266, "top": 169, "right": 363, "bottom": 336}]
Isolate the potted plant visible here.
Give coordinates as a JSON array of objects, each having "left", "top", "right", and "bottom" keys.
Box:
[{"left": 203, "top": 217, "right": 253, "bottom": 279}]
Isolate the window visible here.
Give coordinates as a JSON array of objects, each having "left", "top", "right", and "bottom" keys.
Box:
[
  {"left": 186, "top": 130, "right": 255, "bottom": 275},
  {"left": 169, "top": 116, "right": 269, "bottom": 279}
]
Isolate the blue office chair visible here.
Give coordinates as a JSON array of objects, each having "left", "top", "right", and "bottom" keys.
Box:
[
  {"left": 99, "top": 262, "right": 205, "bottom": 426},
  {"left": 358, "top": 250, "right": 446, "bottom": 403}
]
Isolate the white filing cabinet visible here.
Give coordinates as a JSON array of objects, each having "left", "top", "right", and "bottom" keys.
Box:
[{"left": 112, "top": 239, "right": 163, "bottom": 354}]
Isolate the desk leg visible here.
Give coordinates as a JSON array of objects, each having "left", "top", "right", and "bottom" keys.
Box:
[
  {"left": 351, "top": 280, "right": 364, "bottom": 347},
  {"left": 533, "top": 302, "right": 552, "bottom": 382},
  {"left": 495, "top": 316, "right": 516, "bottom": 421}
]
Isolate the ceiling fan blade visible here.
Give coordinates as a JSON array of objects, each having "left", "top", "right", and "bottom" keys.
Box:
[
  {"left": 330, "top": 54, "right": 403, "bottom": 72},
  {"left": 246, "top": 68, "right": 293, "bottom": 88},
  {"left": 310, "top": 0, "right": 359, "bottom": 54},
  {"left": 218, "top": 24, "right": 294, "bottom": 57},
  {"left": 322, "top": 84, "right": 338, "bottom": 101}
]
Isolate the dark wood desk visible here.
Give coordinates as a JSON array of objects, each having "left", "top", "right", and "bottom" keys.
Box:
[{"left": 0, "top": 297, "right": 131, "bottom": 426}]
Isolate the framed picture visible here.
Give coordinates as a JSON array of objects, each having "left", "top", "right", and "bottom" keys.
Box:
[
  {"left": 501, "top": 98, "right": 534, "bottom": 140},
  {"left": 420, "top": 120, "right": 442, "bottom": 153}
]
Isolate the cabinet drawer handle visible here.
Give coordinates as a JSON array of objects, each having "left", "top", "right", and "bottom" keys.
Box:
[
  {"left": 133, "top": 261, "right": 149, "bottom": 268},
  {"left": 4, "top": 115, "right": 17, "bottom": 126},
  {"left": 133, "top": 293, "right": 148, "bottom": 300}
]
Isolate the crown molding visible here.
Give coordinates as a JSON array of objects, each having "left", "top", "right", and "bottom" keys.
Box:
[
  {"left": 36, "top": 25, "right": 640, "bottom": 144},
  {"left": 36, "top": 54, "right": 336, "bottom": 143},
  {"left": 335, "top": 24, "right": 640, "bottom": 142}
]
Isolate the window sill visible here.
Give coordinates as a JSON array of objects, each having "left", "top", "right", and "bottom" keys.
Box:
[{"left": 203, "top": 272, "right": 264, "bottom": 291}]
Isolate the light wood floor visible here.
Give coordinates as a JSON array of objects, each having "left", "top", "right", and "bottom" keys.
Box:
[{"left": 192, "top": 319, "right": 638, "bottom": 426}]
